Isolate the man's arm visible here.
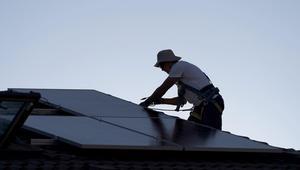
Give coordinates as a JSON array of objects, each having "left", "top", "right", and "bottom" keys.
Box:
[
  {"left": 140, "top": 77, "right": 179, "bottom": 107},
  {"left": 158, "top": 97, "right": 180, "bottom": 105}
]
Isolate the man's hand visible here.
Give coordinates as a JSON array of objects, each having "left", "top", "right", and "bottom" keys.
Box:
[
  {"left": 139, "top": 98, "right": 164, "bottom": 107},
  {"left": 139, "top": 77, "right": 178, "bottom": 108},
  {"left": 139, "top": 100, "right": 151, "bottom": 108}
]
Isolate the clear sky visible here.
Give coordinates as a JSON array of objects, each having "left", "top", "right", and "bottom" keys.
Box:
[{"left": 1, "top": 0, "right": 299, "bottom": 150}]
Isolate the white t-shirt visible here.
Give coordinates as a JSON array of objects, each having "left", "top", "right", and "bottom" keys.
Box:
[{"left": 168, "top": 60, "right": 211, "bottom": 106}]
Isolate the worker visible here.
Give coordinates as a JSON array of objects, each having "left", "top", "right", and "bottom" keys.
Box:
[{"left": 139, "top": 49, "right": 224, "bottom": 130}]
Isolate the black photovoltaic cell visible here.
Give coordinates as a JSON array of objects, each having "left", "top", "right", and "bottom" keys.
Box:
[
  {"left": 24, "top": 116, "right": 181, "bottom": 150},
  {"left": 12, "top": 89, "right": 171, "bottom": 118},
  {"left": 100, "top": 117, "right": 281, "bottom": 152}
]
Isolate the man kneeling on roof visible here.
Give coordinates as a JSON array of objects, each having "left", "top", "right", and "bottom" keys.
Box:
[{"left": 140, "top": 49, "right": 225, "bottom": 130}]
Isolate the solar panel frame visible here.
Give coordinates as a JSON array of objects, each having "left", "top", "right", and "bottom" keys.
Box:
[{"left": 0, "top": 91, "right": 40, "bottom": 148}]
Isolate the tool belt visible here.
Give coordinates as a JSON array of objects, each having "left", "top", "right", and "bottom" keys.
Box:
[{"left": 176, "top": 82, "right": 223, "bottom": 115}]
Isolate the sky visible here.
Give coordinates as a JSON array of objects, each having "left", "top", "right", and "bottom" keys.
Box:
[{"left": 0, "top": 0, "right": 299, "bottom": 150}]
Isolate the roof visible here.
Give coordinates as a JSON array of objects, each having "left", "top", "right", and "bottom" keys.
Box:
[{"left": 0, "top": 88, "right": 299, "bottom": 169}]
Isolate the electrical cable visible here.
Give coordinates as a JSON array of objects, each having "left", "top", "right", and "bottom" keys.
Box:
[{"left": 148, "top": 107, "right": 193, "bottom": 112}]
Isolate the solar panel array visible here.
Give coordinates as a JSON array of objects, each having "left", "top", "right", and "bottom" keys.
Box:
[
  {"left": 25, "top": 116, "right": 180, "bottom": 150},
  {"left": 13, "top": 88, "right": 281, "bottom": 152}
]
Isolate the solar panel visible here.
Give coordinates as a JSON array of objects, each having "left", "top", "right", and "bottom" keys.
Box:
[
  {"left": 24, "top": 116, "right": 181, "bottom": 150},
  {"left": 11, "top": 88, "right": 282, "bottom": 153},
  {"left": 100, "top": 117, "right": 282, "bottom": 152},
  {"left": 12, "top": 89, "right": 171, "bottom": 118}
]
